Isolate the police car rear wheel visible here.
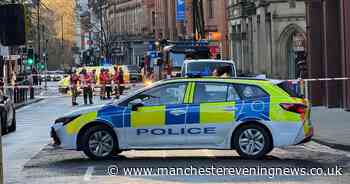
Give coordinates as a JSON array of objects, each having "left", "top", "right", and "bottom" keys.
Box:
[
  {"left": 82, "top": 126, "right": 117, "bottom": 160},
  {"left": 234, "top": 124, "right": 271, "bottom": 159}
]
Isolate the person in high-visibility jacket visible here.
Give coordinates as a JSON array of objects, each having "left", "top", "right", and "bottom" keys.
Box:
[
  {"left": 99, "top": 69, "right": 106, "bottom": 100},
  {"left": 70, "top": 70, "right": 80, "bottom": 106},
  {"left": 81, "top": 69, "right": 93, "bottom": 105},
  {"left": 104, "top": 70, "right": 112, "bottom": 100}
]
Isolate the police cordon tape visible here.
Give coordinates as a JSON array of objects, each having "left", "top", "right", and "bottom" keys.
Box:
[
  {"left": 285, "top": 77, "right": 350, "bottom": 83},
  {"left": 0, "top": 83, "right": 138, "bottom": 90},
  {"left": 282, "top": 77, "right": 350, "bottom": 100},
  {"left": 1, "top": 77, "right": 349, "bottom": 90}
]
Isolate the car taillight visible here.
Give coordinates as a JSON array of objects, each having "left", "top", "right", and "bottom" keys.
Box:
[{"left": 280, "top": 103, "right": 307, "bottom": 114}]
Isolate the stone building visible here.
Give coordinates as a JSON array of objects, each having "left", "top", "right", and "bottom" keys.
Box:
[
  {"left": 88, "top": 0, "right": 156, "bottom": 65},
  {"left": 228, "top": 0, "right": 306, "bottom": 78},
  {"left": 154, "top": 0, "right": 178, "bottom": 40},
  {"left": 306, "top": 0, "right": 350, "bottom": 109}
]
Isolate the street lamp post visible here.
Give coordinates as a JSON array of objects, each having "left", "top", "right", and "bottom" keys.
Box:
[{"left": 37, "top": 0, "right": 41, "bottom": 68}]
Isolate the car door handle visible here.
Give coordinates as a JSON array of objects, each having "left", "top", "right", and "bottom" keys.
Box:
[{"left": 170, "top": 109, "right": 186, "bottom": 116}]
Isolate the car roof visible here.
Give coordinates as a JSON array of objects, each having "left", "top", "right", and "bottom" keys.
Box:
[
  {"left": 184, "top": 59, "right": 235, "bottom": 64},
  {"left": 155, "top": 77, "right": 272, "bottom": 86}
]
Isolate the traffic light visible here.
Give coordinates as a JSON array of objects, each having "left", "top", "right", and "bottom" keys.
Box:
[
  {"left": 37, "top": 62, "right": 45, "bottom": 71},
  {"left": 26, "top": 48, "right": 34, "bottom": 65}
]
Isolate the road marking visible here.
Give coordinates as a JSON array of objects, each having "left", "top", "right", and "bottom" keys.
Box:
[
  {"left": 203, "top": 150, "right": 216, "bottom": 158},
  {"left": 84, "top": 166, "right": 95, "bottom": 181},
  {"left": 162, "top": 150, "right": 167, "bottom": 158}
]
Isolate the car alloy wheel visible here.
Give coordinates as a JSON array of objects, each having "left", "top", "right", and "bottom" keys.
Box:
[
  {"left": 88, "top": 130, "right": 114, "bottom": 158},
  {"left": 238, "top": 128, "right": 265, "bottom": 156}
]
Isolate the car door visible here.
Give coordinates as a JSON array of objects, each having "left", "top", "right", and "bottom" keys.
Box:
[
  {"left": 186, "top": 82, "right": 241, "bottom": 146},
  {"left": 124, "top": 82, "right": 189, "bottom": 148}
]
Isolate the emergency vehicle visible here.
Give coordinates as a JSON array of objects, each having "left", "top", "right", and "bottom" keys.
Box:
[{"left": 51, "top": 77, "right": 313, "bottom": 160}]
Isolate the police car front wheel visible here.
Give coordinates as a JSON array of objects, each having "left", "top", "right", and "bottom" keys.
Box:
[
  {"left": 234, "top": 124, "right": 272, "bottom": 159},
  {"left": 82, "top": 126, "right": 118, "bottom": 160}
]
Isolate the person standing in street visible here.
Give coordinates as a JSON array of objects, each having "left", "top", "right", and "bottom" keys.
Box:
[
  {"left": 90, "top": 69, "right": 97, "bottom": 95},
  {"left": 117, "top": 67, "right": 125, "bottom": 96},
  {"left": 81, "top": 69, "right": 93, "bottom": 105},
  {"left": 99, "top": 69, "right": 106, "bottom": 100},
  {"left": 112, "top": 66, "right": 120, "bottom": 99},
  {"left": 70, "top": 70, "right": 80, "bottom": 106},
  {"left": 31, "top": 68, "right": 38, "bottom": 86},
  {"left": 104, "top": 69, "right": 112, "bottom": 99}
]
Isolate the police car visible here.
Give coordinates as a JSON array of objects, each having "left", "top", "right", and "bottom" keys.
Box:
[{"left": 51, "top": 77, "right": 313, "bottom": 160}]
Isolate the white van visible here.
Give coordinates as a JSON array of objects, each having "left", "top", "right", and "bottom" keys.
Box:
[{"left": 181, "top": 59, "right": 237, "bottom": 77}]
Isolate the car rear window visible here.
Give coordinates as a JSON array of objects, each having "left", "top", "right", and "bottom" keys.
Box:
[{"left": 277, "top": 82, "right": 303, "bottom": 98}]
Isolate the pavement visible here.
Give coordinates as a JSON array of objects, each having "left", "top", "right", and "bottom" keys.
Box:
[
  {"left": 311, "top": 107, "right": 350, "bottom": 151},
  {"left": 14, "top": 98, "right": 43, "bottom": 110}
]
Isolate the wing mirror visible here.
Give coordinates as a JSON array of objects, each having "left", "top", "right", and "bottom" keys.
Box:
[{"left": 130, "top": 99, "right": 144, "bottom": 111}]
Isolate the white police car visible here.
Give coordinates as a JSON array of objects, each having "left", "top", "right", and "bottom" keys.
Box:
[{"left": 51, "top": 78, "right": 313, "bottom": 160}]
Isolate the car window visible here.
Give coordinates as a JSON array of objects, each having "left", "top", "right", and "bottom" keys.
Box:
[
  {"left": 236, "top": 84, "right": 269, "bottom": 100},
  {"left": 194, "top": 83, "right": 228, "bottom": 103},
  {"left": 227, "top": 85, "right": 240, "bottom": 101},
  {"left": 131, "top": 83, "right": 187, "bottom": 106}
]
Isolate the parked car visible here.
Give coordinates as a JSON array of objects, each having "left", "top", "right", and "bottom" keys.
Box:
[
  {"left": 0, "top": 95, "right": 16, "bottom": 135},
  {"left": 119, "top": 65, "right": 142, "bottom": 83}
]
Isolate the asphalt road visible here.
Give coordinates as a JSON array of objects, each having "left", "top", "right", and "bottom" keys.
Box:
[{"left": 2, "top": 83, "right": 350, "bottom": 184}]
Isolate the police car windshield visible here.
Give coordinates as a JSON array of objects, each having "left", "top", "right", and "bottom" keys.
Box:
[{"left": 187, "top": 62, "right": 234, "bottom": 77}]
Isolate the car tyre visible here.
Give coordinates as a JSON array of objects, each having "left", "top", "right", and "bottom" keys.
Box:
[
  {"left": 233, "top": 124, "right": 272, "bottom": 159},
  {"left": 82, "top": 125, "right": 118, "bottom": 160},
  {"left": 8, "top": 110, "right": 16, "bottom": 132},
  {"left": 1, "top": 112, "right": 8, "bottom": 135},
  {"left": 0, "top": 115, "right": 4, "bottom": 135}
]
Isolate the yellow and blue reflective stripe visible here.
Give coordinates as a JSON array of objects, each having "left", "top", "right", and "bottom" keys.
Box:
[
  {"left": 188, "top": 83, "right": 195, "bottom": 104},
  {"left": 184, "top": 82, "right": 195, "bottom": 104},
  {"left": 131, "top": 106, "right": 166, "bottom": 128},
  {"left": 200, "top": 102, "right": 235, "bottom": 124},
  {"left": 65, "top": 111, "right": 97, "bottom": 135}
]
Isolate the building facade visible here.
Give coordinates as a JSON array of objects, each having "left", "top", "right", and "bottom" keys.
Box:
[
  {"left": 228, "top": 0, "right": 306, "bottom": 78},
  {"left": 154, "top": 0, "right": 178, "bottom": 40},
  {"left": 106, "top": 0, "right": 156, "bottom": 65},
  {"left": 183, "top": 0, "right": 230, "bottom": 58},
  {"left": 306, "top": 0, "right": 350, "bottom": 110}
]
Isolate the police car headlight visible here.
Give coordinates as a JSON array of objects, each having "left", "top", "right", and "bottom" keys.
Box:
[{"left": 55, "top": 114, "right": 81, "bottom": 126}]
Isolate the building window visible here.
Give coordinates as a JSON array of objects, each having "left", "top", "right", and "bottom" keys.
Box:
[
  {"left": 289, "top": 0, "right": 296, "bottom": 8},
  {"left": 152, "top": 11, "right": 155, "bottom": 26},
  {"left": 232, "top": 25, "right": 237, "bottom": 33},
  {"left": 208, "top": 0, "right": 214, "bottom": 18}
]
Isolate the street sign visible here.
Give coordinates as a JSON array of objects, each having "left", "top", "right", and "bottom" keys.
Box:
[{"left": 176, "top": 0, "right": 185, "bottom": 22}]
